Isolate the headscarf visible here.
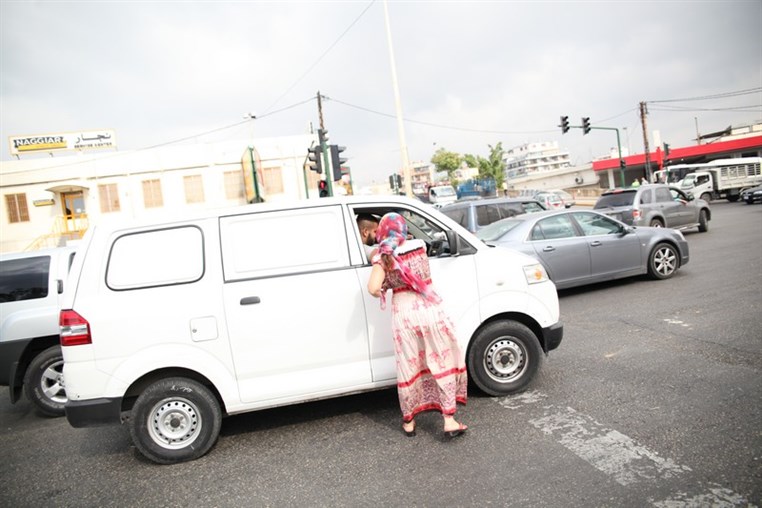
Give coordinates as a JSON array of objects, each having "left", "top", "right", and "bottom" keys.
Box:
[{"left": 374, "top": 212, "right": 441, "bottom": 308}]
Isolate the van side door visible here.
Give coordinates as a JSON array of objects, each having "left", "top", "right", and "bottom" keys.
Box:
[{"left": 220, "top": 205, "right": 372, "bottom": 404}]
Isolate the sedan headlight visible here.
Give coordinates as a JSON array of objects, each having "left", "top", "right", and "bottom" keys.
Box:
[{"left": 523, "top": 263, "right": 549, "bottom": 284}]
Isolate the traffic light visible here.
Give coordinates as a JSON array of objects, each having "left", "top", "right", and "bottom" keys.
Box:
[
  {"left": 318, "top": 128, "right": 328, "bottom": 146},
  {"left": 318, "top": 179, "right": 328, "bottom": 198},
  {"left": 663, "top": 143, "right": 671, "bottom": 159},
  {"left": 619, "top": 159, "right": 626, "bottom": 170},
  {"left": 389, "top": 174, "right": 401, "bottom": 191},
  {"left": 560, "top": 116, "right": 570, "bottom": 134},
  {"left": 307, "top": 145, "right": 322, "bottom": 174},
  {"left": 329, "top": 145, "right": 347, "bottom": 181},
  {"left": 582, "top": 117, "right": 591, "bottom": 135}
]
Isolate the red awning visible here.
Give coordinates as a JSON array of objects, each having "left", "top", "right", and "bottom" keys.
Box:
[{"left": 592, "top": 135, "right": 762, "bottom": 171}]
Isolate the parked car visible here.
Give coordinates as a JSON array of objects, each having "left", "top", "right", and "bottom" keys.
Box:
[
  {"left": 548, "top": 189, "right": 576, "bottom": 208},
  {"left": 60, "top": 195, "right": 563, "bottom": 464},
  {"left": 440, "top": 196, "right": 546, "bottom": 233},
  {"left": 533, "top": 192, "right": 565, "bottom": 210},
  {"left": 593, "top": 184, "right": 711, "bottom": 233},
  {"left": 476, "top": 209, "right": 689, "bottom": 290},
  {"left": 741, "top": 184, "right": 762, "bottom": 204},
  {"left": 0, "top": 246, "right": 77, "bottom": 416}
]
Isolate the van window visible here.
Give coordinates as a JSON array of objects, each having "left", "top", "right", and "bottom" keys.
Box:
[
  {"left": 0, "top": 256, "right": 49, "bottom": 302},
  {"left": 654, "top": 188, "right": 673, "bottom": 203},
  {"left": 107, "top": 226, "right": 204, "bottom": 290},
  {"left": 220, "top": 206, "right": 348, "bottom": 281}
]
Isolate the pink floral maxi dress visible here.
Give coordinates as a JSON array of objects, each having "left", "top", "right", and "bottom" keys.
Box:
[{"left": 376, "top": 240, "right": 468, "bottom": 422}]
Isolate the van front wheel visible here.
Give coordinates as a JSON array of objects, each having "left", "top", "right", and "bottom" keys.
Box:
[
  {"left": 129, "top": 378, "right": 221, "bottom": 464},
  {"left": 467, "top": 321, "right": 542, "bottom": 396}
]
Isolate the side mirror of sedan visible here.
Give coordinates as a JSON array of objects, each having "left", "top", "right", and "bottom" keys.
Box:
[
  {"left": 618, "top": 224, "right": 633, "bottom": 236},
  {"left": 444, "top": 229, "right": 461, "bottom": 257}
]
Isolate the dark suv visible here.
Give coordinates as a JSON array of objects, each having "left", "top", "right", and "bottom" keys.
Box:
[
  {"left": 440, "top": 197, "right": 546, "bottom": 233},
  {"left": 593, "top": 184, "right": 710, "bottom": 232}
]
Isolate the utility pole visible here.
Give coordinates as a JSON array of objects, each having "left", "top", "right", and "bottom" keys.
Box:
[
  {"left": 639, "top": 101, "right": 653, "bottom": 182},
  {"left": 384, "top": 0, "right": 413, "bottom": 197},
  {"left": 316, "top": 91, "right": 333, "bottom": 197}
]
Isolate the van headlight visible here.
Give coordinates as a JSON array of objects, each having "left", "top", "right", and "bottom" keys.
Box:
[{"left": 523, "top": 263, "right": 549, "bottom": 284}]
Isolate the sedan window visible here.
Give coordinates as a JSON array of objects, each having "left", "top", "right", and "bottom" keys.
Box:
[
  {"left": 531, "top": 215, "right": 578, "bottom": 240},
  {"left": 572, "top": 212, "right": 621, "bottom": 236}
]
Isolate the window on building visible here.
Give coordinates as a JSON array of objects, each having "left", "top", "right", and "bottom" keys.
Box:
[
  {"left": 5, "top": 193, "right": 30, "bottom": 223},
  {"left": 262, "top": 167, "right": 284, "bottom": 194},
  {"left": 224, "top": 171, "right": 244, "bottom": 200},
  {"left": 142, "top": 179, "right": 164, "bottom": 208},
  {"left": 183, "top": 175, "right": 205, "bottom": 204},
  {"left": 99, "top": 184, "right": 121, "bottom": 213}
]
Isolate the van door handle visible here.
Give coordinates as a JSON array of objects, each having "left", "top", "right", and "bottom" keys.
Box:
[
  {"left": 240, "top": 296, "right": 261, "bottom": 305},
  {"left": 542, "top": 246, "right": 555, "bottom": 252}
]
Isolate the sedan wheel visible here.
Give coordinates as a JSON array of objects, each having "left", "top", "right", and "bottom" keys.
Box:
[{"left": 648, "top": 242, "right": 679, "bottom": 280}]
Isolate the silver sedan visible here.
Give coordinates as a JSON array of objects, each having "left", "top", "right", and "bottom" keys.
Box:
[{"left": 476, "top": 209, "right": 690, "bottom": 290}]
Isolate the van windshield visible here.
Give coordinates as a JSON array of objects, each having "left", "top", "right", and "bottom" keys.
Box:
[{"left": 433, "top": 187, "right": 455, "bottom": 197}]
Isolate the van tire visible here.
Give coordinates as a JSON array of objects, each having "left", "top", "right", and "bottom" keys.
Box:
[
  {"left": 23, "top": 345, "right": 67, "bottom": 417},
  {"left": 700, "top": 192, "right": 712, "bottom": 203},
  {"left": 129, "top": 378, "right": 222, "bottom": 464},
  {"left": 467, "top": 321, "right": 542, "bottom": 396}
]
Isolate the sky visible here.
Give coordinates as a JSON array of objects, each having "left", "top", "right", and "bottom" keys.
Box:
[{"left": 1, "top": 0, "right": 761, "bottom": 188}]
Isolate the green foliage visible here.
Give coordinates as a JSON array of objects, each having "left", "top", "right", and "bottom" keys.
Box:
[
  {"left": 463, "top": 142, "right": 506, "bottom": 187},
  {"left": 430, "top": 148, "right": 462, "bottom": 183}
]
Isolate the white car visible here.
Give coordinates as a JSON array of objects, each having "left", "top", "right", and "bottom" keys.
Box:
[
  {"left": 0, "top": 246, "right": 77, "bottom": 416},
  {"left": 534, "top": 192, "right": 565, "bottom": 210},
  {"left": 60, "top": 195, "right": 563, "bottom": 464}
]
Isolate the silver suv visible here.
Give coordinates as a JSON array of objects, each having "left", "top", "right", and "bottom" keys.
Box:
[{"left": 593, "top": 184, "right": 711, "bottom": 232}]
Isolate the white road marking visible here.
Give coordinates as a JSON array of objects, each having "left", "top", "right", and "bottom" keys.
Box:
[
  {"left": 664, "top": 318, "right": 690, "bottom": 327},
  {"left": 651, "top": 485, "right": 758, "bottom": 507},
  {"left": 496, "top": 389, "right": 547, "bottom": 409},
  {"left": 528, "top": 406, "right": 691, "bottom": 486}
]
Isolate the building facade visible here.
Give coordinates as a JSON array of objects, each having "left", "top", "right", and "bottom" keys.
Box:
[
  {"left": 504, "top": 142, "right": 571, "bottom": 178},
  {"left": 0, "top": 134, "right": 319, "bottom": 253}
]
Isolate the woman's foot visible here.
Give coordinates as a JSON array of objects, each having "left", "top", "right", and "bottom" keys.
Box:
[
  {"left": 443, "top": 417, "right": 467, "bottom": 438},
  {"left": 402, "top": 420, "right": 416, "bottom": 437}
]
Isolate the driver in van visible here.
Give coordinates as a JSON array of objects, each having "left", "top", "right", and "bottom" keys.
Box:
[{"left": 356, "top": 213, "right": 380, "bottom": 258}]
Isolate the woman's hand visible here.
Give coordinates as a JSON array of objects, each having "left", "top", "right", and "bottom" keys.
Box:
[{"left": 367, "top": 263, "right": 385, "bottom": 298}]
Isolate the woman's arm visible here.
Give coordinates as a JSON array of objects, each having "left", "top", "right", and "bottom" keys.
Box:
[{"left": 367, "top": 263, "right": 385, "bottom": 298}]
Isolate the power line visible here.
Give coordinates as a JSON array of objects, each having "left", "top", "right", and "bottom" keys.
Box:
[
  {"left": 649, "top": 87, "right": 762, "bottom": 104},
  {"left": 649, "top": 104, "right": 761, "bottom": 113},
  {"left": 259, "top": 0, "right": 376, "bottom": 116},
  {"left": 326, "top": 95, "right": 556, "bottom": 135}
]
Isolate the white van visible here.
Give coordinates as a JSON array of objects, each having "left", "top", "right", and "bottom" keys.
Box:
[
  {"left": 428, "top": 185, "right": 458, "bottom": 207},
  {"left": 0, "top": 246, "right": 77, "bottom": 416},
  {"left": 60, "top": 195, "right": 563, "bottom": 464}
]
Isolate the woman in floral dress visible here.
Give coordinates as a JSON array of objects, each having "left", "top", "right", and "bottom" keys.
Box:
[{"left": 367, "top": 212, "right": 468, "bottom": 438}]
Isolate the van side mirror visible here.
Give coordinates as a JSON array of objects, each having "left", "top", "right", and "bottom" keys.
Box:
[{"left": 445, "top": 230, "right": 460, "bottom": 257}]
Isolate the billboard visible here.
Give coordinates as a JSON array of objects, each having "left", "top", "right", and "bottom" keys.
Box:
[{"left": 9, "top": 129, "right": 117, "bottom": 156}]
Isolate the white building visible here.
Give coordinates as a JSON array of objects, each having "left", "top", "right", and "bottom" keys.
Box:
[
  {"left": 504, "top": 141, "right": 571, "bottom": 178},
  {"left": 0, "top": 134, "right": 320, "bottom": 253}
]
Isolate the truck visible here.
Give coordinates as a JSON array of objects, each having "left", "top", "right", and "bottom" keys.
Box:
[{"left": 654, "top": 157, "right": 762, "bottom": 202}]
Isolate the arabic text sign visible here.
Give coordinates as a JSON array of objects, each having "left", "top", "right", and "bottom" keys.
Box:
[{"left": 9, "top": 130, "right": 117, "bottom": 155}]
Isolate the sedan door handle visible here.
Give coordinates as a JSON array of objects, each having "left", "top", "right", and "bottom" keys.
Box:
[
  {"left": 542, "top": 246, "right": 556, "bottom": 252},
  {"left": 590, "top": 241, "right": 602, "bottom": 247},
  {"left": 240, "top": 296, "right": 261, "bottom": 305}
]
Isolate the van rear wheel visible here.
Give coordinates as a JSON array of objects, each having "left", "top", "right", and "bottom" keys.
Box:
[
  {"left": 23, "top": 345, "right": 67, "bottom": 417},
  {"left": 467, "top": 321, "right": 542, "bottom": 396},
  {"left": 129, "top": 378, "right": 221, "bottom": 464}
]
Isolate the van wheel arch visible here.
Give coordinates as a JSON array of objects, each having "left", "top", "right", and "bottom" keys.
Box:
[{"left": 122, "top": 368, "right": 225, "bottom": 415}]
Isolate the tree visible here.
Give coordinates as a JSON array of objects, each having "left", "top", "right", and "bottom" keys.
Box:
[
  {"left": 430, "top": 148, "right": 462, "bottom": 183},
  {"left": 463, "top": 143, "right": 506, "bottom": 187}
]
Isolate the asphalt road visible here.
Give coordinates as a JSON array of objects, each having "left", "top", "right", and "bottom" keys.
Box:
[{"left": 1, "top": 201, "right": 760, "bottom": 508}]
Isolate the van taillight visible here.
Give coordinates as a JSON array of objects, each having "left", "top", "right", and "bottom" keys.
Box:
[{"left": 60, "top": 310, "right": 92, "bottom": 346}]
